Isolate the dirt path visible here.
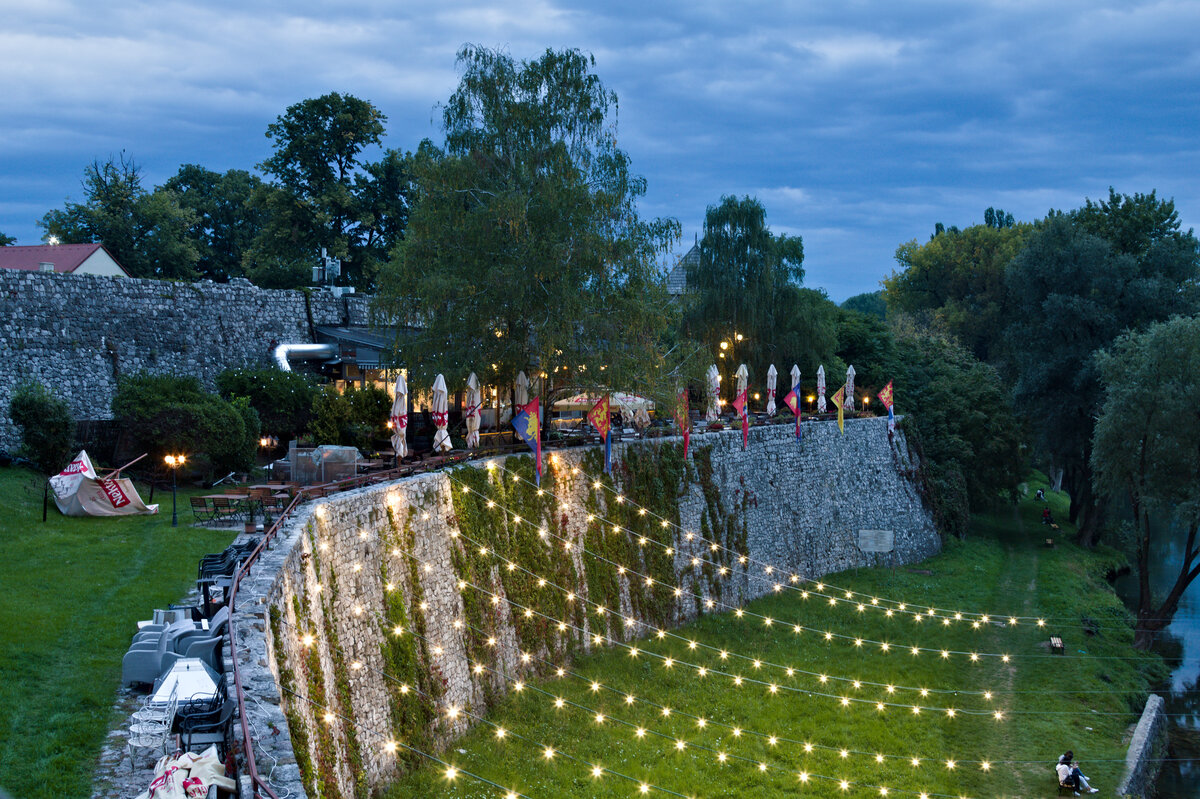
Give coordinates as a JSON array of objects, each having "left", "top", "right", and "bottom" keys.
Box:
[{"left": 985, "top": 505, "right": 1040, "bottom": 799}]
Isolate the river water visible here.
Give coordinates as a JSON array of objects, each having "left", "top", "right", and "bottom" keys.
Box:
[{"left": 1114, "top": 532, "right": 1200, "bottom": 797}]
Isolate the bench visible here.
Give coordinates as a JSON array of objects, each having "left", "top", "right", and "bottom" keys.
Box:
[
  {"left": 1050, "top": 636, "right": 1065, "bottom": 655},
  {"left": 1057, "top": 779, "right": 1076, "bottom": 795}
]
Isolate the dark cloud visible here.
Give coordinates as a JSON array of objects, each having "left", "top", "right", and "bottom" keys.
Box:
[{"left": 1, "top": 0, "right": 1197, "bottom": 299}]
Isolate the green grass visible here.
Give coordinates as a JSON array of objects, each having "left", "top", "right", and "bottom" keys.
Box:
[
  {"left": 384, "top": 474, "right": 1164, "bottom": 798},
  {"left": 0, "top": 466, "right": 237, "bottom": 799}
]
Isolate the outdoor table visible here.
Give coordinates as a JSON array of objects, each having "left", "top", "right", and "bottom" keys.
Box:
[
  {"left": 150, "top": 657, "right": 220, "bottom": 705},
  {"left": 200, "top": 493, "right": 260, "bottom": 523}
]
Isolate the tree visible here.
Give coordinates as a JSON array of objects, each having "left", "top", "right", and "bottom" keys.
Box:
[
  {"left": 1092, "top": 315, "right": 1200, "bottom": 647},
  {"left": 39, "top": 154, "right": 199, "bottom": 279},
  {"left": 1006, "top": 207, "right": 1199, "bottom": 545},
  {"left": 683, "top": 195, "right": 804, "bottom": 386},
  {"left": 251, "top": 93, "right": 409, "bottom": 290},
  {"left": 892, "top": 330, "right": 1023, "bottom": 537},
  {"left": 9, "top": 381, "right": 74, "bottom": 474},
  {"left": 840, "top": 291, "right": 887, "bottom": 320},
  {"left": 164, "top": 165, "right": 269, "bottom": 281},
  {"left": 884, "top": 216, "right": 1032, "bottom": 362},
  {"left": 379, "top": 46, "right": 692, "bottom": 408},
  {"left": 0, "top": 231, "right": 15, "bottom": 246},
  {"left": 216, "top": 367, "right": 319, "bottom": 441}
]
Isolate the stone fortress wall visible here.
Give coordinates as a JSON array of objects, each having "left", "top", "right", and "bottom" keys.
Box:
[
  {"left": 0, "top": 270, "right": 373, "bottom": 450},
  {"left": 234, "top": 418, "right": 941, "bottom": 798}
]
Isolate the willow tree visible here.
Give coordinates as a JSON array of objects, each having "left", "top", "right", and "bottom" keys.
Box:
[
  {"left": 682, "top": 195, "right": 805, "bottom": 387},
  {"left": 1093, "top": 315, "right": 1200, "bottom": 647},
  {"left": 378, "top": 46, "right": 695, "bottom": 405}
]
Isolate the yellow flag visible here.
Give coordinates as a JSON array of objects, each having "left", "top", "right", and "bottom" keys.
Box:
[{"left": 830, "top": 386, "right": 845, "bottom": 434}]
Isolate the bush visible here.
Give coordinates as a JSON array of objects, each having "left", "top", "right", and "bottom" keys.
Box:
[
  {"left": 215, "top": 367, "right": 317, "bottom": 441},
  {"left": 309, "top": 383, "right": 391, "bottom": 450},
  {"left": 112, "top": 373, "right": 258, "bottom": 476},
  {"left": 9, "top": 381, "right": 74, "bottom": 474}
]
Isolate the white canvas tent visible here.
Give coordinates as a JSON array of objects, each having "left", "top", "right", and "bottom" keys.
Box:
[
  {"left": 552, "top": 392, "right": 655, "bottom": 411},
  {"left": 50, "top": 450, "right": 158, "bottom": 517}
]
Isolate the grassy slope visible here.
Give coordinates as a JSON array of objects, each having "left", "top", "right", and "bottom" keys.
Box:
[
  {"left": 0, "top": 466, "right": 235, "bottom": 799},
  {"left": 384, "top": 475, "right": 1162, "bottom": 798}
]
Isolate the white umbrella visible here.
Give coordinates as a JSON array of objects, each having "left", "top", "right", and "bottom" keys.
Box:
[
  {"left": 431, "top": 374, "right": 452, "bottom": 453},
  {"left": 845, "top": 365, "right": 856, "bottom": 411},
  {"left": 766, "top": 364, "right": 778, "bottom": 415},
  {"left": 389, "top": 372, "right": 408, "bottom": 459},
  {"left": 735, "top": 363, "right": 748, "bottom": 397},
  {"left": 817, "top": 365, "right": 827, "bottom": 413},
  {"left": 705, "top": 364, "right": 720, "bottom": 422},
  {"left": 465, "top": 373, "right": 482, "bottom": 449},
  {"left": 790, "top": 364, "right": 801, "bottom": 396},
  {"left": 515, "top": 371, "right": 529, "bottom": 408}
]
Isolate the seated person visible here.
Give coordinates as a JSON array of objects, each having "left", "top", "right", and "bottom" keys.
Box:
[{"left": 1056, "top": 751, "right": 1098, "bottom": 794}]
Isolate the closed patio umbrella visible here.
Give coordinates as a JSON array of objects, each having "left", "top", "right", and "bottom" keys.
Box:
[
  {"left": 845, "top": 365, "right": 856, "bottom": 411},
  {"left": 766, "top": 364, "right": 778, "bottom": 415},
  {"left": 515, "top": 371, "right": 529, "bottom": 407},
  {"left": 465, "top": 372, "right": 482, "bottom": 449},
  {"left": 389, "top": 373, "right": 408, "bottom": 459},
  {"left": 705, "top": 365, "right": 720, "bottom": 422},
  {"left": 817, "top": 365, "right": 827, "bottom": 413},
  {"left": 432, "top": 374, "right": 452, "bottom": 453}
]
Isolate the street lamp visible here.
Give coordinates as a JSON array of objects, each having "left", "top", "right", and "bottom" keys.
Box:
[{"left": 164, "top": 454, "right": 187, "bottom": 527}]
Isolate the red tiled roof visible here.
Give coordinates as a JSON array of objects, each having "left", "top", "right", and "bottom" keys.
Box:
[{"left": 0, "top": 243, "right": 126, "bottom": 274}]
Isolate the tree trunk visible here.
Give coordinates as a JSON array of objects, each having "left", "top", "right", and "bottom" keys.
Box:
[{"left": 1134, "top": 520, "right": 1200, "bottom": 649}]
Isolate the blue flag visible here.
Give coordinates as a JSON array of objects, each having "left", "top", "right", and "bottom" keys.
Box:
[{"left": 512, "top": 397, "right": 542, "bottom": 486}]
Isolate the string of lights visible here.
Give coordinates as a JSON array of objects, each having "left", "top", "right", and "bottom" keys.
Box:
[
  {"left": 278, "top": 685, "right": 534, "bottom": 799},
  {"left": 279, "top": 615, "right": 987, "bottom": 799},
  {"left": 489, "top": 458, "right": 1133, "bottom": 630},
  {"left": 445, "top": 476, "right": 1151, "bottom": 663}
]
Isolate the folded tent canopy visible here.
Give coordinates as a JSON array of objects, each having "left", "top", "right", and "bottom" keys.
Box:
[{"left": 49, "top": 450, "right": 158, "bottom": 517}]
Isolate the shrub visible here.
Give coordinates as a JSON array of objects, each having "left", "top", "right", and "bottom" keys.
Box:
[
  {"left": 309, "top": 383, "right": 391, "bottom": 450},
  {"left": 113, "top": 373, "right": 258, "bottom": 476},
  {"left": 215, "top": 367, "right": 318, "bottom": 441},
  {"left": 9, "top": 381, "right": 75, "bottom": 474}
]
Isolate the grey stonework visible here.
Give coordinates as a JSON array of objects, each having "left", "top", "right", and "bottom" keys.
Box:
[
  {"left": 0, "top": 271, "right": 374, "bottom": 450},
  {"left": 234, "top": 418, "right": 940, "bottom": 798},
  {"left": 1117, "top": 694, "right": 1167, "bottom": 798}
]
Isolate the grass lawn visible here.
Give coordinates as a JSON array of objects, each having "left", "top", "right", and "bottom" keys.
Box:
[
  {"left": 384, "top": 475, "right": 1165, "bottom": 798},
  {"left": 0, "top": 465, "right": 237, "bottom": 799}
]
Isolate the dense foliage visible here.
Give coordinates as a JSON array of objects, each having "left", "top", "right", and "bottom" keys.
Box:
[
  {"left": 1093, "top": 315, "right": 1200, "bottom": 646},
  {"left": 8, "top": 380, "right": 75, "bottom": 474},
  {"left": 111, "top": 373, "right": 259, "bottom": 475},
  {"left": 215, "top": 367, "right": 319, "bottom": 441},
  {"left": 308, "top": 383, "right": 391, "bottom": 450},
  {"left": 379, "top": 46, "right": 693, "bottom": 405}
]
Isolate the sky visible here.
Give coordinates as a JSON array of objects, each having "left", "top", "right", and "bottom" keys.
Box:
[{"left": 1, "top": 0, "right": 1198, "bottom": 301}]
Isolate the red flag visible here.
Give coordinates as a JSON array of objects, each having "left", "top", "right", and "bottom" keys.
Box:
[
  {"left": 877, "top": 381, "right": 894, "bottom": 409},
  {"left": 783, "top": 387, "right": 802, "bottom": 442},
  {"left": 731, "top": 389, "right": 749, "bottom": 449},
  {"left": 587, "top": 395, "right": 611, "bottom": 440},
  {"left": 673, "top": 389, "right": 690, "bottom": 458}
]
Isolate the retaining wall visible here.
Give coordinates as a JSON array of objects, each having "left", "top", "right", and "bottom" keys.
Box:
[
  {"left": 233, "top": 417, "right": 940, "bottom": 798},
  {"left": 0, "top": 271, "right": 372, "bottom": 449},
  {"left": 1117, "top": 694, "right": 1167, "bottom": 798}
]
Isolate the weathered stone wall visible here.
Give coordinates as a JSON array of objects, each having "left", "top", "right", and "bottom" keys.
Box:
[
  {"left": 234, "top": 417, "right": 939, "bottom": 798},
  {"left": 1117, "top": 694, "right": 1167, "bottom": 798},
  {"left": 0, "top": 270, "right": 373, "bottom": 449}
]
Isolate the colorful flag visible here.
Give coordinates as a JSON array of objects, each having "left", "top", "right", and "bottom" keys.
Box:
[
  {"left": 830, "top": 386, "right": 845, "bottom": 434},
  {"left": 588, "top": 395, "right": 612, "bottom": 474},
  {"left": 878, "top": 381, "right": 895, "bottom": 437},
  {"left": 674, "top": 388, "right": 690, "bottom": 459},
  {"left": 783, "top": 385, "right": 803, "bottom": 443},
  {"left": 512, "top": 397, "right": 542, "bottom": 485},
  {"left": 731, "top": 389, "right": 749, "bottom": 449}
]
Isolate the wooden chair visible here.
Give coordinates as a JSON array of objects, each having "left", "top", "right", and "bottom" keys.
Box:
[
  {"left": 211, "top": 497, "right": 241, "bottom": 525},
  {"left": 189, "top": 497, "right": 215, "bottom": 523}
]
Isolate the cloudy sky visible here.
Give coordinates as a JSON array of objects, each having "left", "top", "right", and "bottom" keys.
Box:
[{"left": 2, "top": 0, "right": 1197, "bottom": 300}]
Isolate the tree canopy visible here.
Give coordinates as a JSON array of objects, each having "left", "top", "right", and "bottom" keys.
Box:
[
  {"left": 164, "top": 165, "right": 269, "bottom": 282},
  {"left": 1007, "top": 204, "right": 1199, "bottom": 544},
  {"left": 683, "top": 195, "right": 804, "bottom": 386},
  {"left": 0, "top": 230, "right": 15, "bottom": 246},
  {"left": 378, "top": 46, "right": 692, "bottom": 403},
  {"left": 39, "top": 154, "right": 199, "bottom": 280},
  {"left": 1093, "top": 315, "right": 1200, "bottom": 646}
]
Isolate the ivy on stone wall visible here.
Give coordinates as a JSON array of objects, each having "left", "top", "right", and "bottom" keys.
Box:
[
  {"left": 321, "top": 569, "right": 369, "bottom": 799},
  {"left": 269, "top": 604, "right": 316, "bottom": 797},
  {"left": 689, "top": 445, "right": 748, "bottom": 599}
]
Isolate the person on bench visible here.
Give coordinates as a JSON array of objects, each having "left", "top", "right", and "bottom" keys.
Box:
[{"left": 1056, "top": 750, "right": 1098, "bottom": 794}]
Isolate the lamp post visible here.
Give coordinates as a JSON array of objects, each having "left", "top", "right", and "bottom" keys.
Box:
[{"left": 164, "top": 454, "right": 186, "bottom": 527}]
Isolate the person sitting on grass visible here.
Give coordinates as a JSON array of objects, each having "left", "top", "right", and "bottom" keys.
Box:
[{"left": 1056, "top": 751, "right": 1099, "bottom": 794}]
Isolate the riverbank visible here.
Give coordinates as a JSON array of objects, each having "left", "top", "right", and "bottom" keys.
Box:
[{"left": 383, "top": 474, "right": 1165, "bottom": 798}]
